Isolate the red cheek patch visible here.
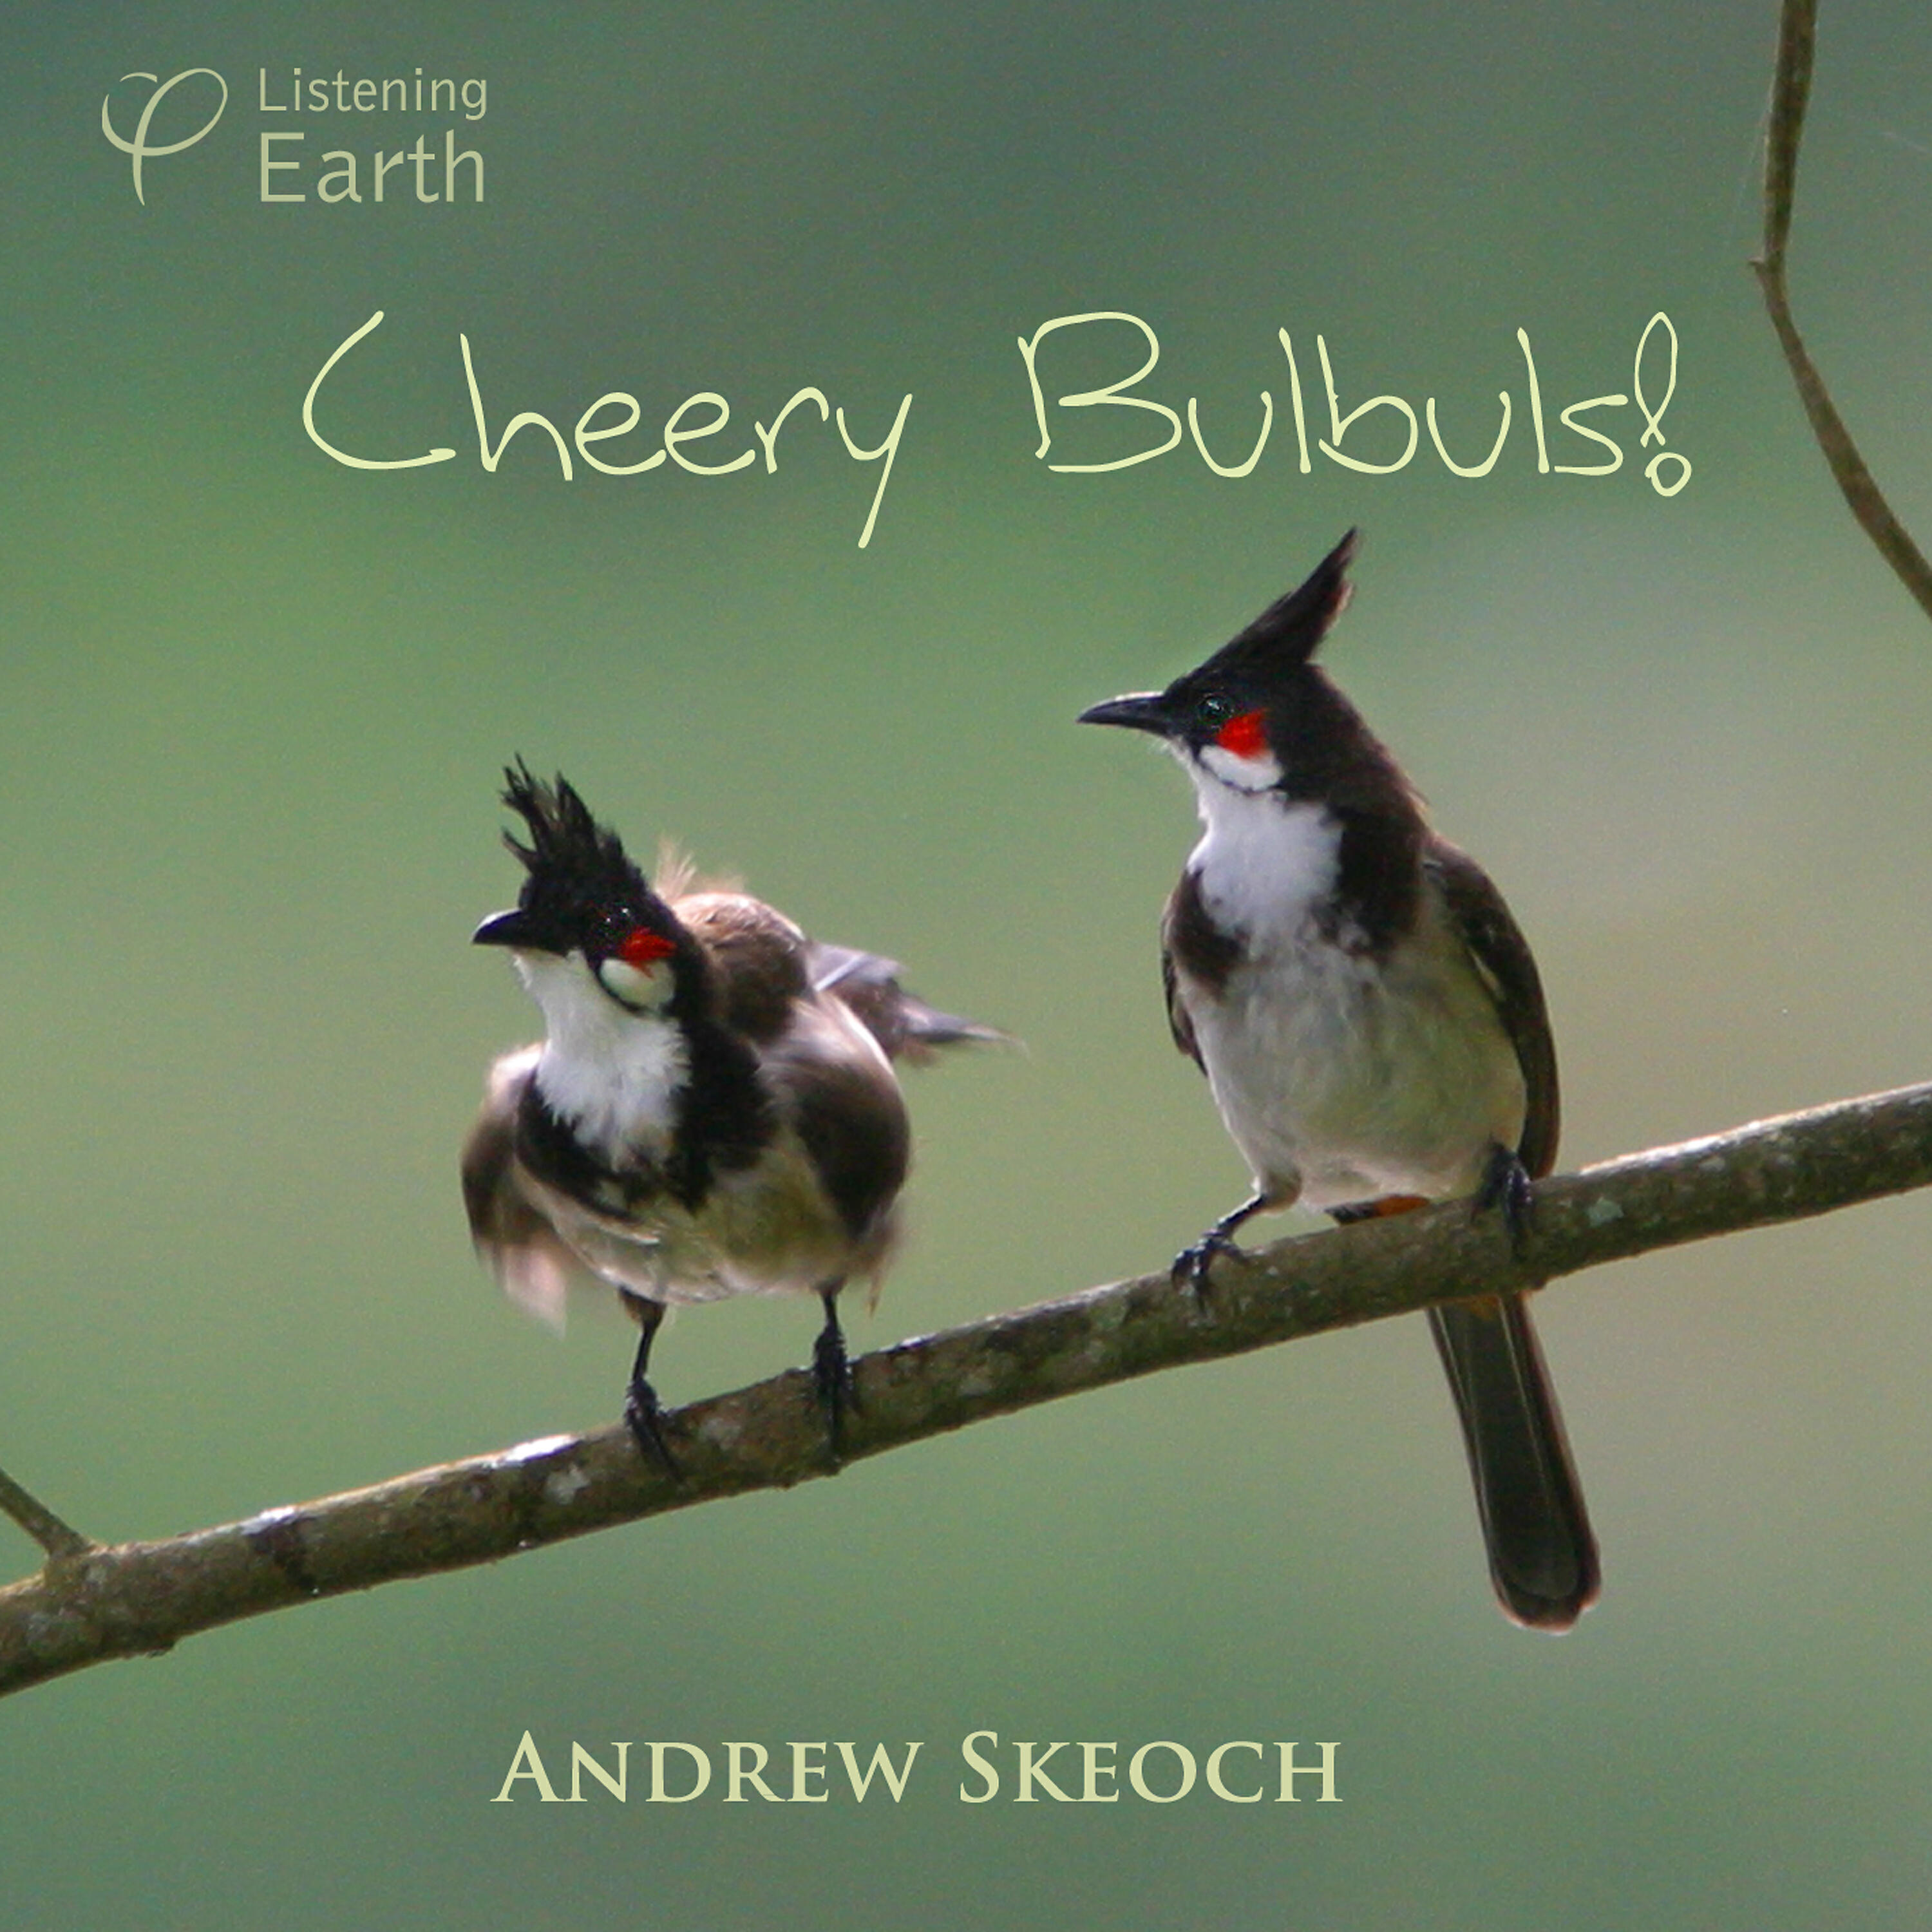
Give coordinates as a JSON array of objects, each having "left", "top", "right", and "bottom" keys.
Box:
[
  {"left": 1215, "top": 708, "right": 1270, "bottom": 759},
  {"left": 619, "top": 927, "right": 676, "bottom": 968}
]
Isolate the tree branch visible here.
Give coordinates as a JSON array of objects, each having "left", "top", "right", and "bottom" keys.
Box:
[
  {"left": 6, "top": 1079, "right": 1932, "bottom": 1701},
  {"left": 1753, "top": 0, "right": 1932, "bottom": 620}
]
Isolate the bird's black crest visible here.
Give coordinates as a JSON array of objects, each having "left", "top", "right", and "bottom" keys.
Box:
[
  {"left": 498, "top": 761, "right": 656, "bottom": 937},
  {"left": 1209, "top": 528, "right": 1358, "bottom": 679}
]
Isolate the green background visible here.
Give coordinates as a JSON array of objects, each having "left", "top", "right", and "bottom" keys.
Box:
[{"left": 7, "top": 3, "right": 1932, "bottom": 1926}]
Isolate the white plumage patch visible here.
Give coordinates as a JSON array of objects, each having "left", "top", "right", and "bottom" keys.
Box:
[
  {"left": 1184, "top": 773, "right": 1341, "bottom": 952},
  {"left": 514, "top": 948, "right": 688, "bottom": 1157},
  {"left": 1196, "top": 739, "right": 1284, "bottom": 793},
  {"left": 596, "top": 954, "right": 669, "bottom": 1010}
]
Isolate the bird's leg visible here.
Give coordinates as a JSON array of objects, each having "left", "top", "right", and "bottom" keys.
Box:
[
  {"left": 811, "top": 1283, "right": 859, "bottom": 1463},
  {"left": 1475, "top": 1141, "right": 1535, "bottom": 1255},
  {"left": 618, "top": 1291, "right": 679, "bottom": 1476},
  {"left": 1171, "top": 1193, "right": 1270, "bottom": 1302}
]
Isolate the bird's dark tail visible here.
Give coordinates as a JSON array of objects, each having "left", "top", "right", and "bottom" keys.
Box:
[
  {"left": 1428, "top": 1293, "right": 1600, "bottom": 1631},
  {"left": 809, "top": 942, "right": 1009, "bottom": 1064}
]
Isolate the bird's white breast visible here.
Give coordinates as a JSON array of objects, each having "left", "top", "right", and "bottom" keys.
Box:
[{"left": 1179, "top": 781, "right": 1524, "bottom": 1209}]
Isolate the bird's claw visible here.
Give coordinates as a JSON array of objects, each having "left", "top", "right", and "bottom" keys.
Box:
[
  {"left": 812, "top": 1324, "right": 860, "bottom": 1464},
  {"left": 1171, "top": 1229, "right": 1239, "bottom": 1304},
  {"left": 1476, "top": 1142, "right": 1535, "bottom": 1255},
  {"left": 623, "top": 1378, "right": 681, "bottom": 1478}
]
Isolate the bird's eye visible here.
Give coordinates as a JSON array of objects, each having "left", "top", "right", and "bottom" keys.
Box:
[{"left": 1197, "top": 692, "right": 1235, "bottom": 728}]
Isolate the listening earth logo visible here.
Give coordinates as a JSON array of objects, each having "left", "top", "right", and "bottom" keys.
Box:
[
  {"left": 101, "top": 64, "right": 488, "bottom": 207},
  {"left": 100, "top": 68, "right": 228, "bottom": 204}
]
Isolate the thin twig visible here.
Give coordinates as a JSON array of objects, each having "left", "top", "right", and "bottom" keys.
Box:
[
  {"left": 1753, "top": 0, "right": 1932, "bottom": 620},
  {"left": 5, "top": 1079, "right": 1932, "bottom": 1702},
  {"left": 0, "top": 1467, "right": 92, "bottom": 1563}
]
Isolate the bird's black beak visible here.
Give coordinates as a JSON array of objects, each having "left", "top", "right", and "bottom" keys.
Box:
[
  {"left": 472, "top": 907, "right": 538, "bottom": 948},
  {"left": 1077, "top": 690, "right": 1180, "bottom": 737}
]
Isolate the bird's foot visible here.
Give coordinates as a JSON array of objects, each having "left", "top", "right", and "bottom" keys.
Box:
[
  {"left": 1172, "top": 1193, "right": 1270, "bottom": 1303},
  {"left": 1476, "top": 1142, "right": 1535, "bottom": 1253},
  {"left": 1171, "top": 1228, "right": 1242, "bottom": 1304},
  {"left": 811, "top": 1324, "right": 860, "bottom": 1464},
  {"left": 623, "top": 1376, "right": 681, "bottom": 1479}
]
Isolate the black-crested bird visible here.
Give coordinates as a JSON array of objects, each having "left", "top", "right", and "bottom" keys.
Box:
[
  {"left": 1078, "top": 533, "right": 1599, "bottom": 1630},
  {"left": 461, "top": 764, "right": 996, "bottom": 1466}
]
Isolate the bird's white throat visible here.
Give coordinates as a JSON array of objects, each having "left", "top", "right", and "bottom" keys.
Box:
[
  {"left": 515, "top": 949, "right": 688, "bottom": 1153},
  {"left": 1185, "top": 769, "right": 1341, "bottom": 949}
]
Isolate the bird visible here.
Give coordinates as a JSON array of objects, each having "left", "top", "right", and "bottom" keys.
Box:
[
  {"left": 461, "top": 762, "right": 996, "bottom": 1468},
  {"left": 1077, "top": 531, "right": 1599, "bottom": 1630}
]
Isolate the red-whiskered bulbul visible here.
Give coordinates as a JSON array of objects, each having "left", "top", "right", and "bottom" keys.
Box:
[
  {"left": 1078, "top": 533, "right": 1600, "bottom": 1630},
  {"left": 462, "top": 763, "right": 996, "bottom": 1467}
]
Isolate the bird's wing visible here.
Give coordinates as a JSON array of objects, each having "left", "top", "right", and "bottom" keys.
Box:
[
  {"left": 459, "top": 1046, "right": 585, "bottom": 1330},
  {"left": 1425, "top": 837, "right": 1560, "bottom": 1177},
  {"left": 764, "top": 1003, "right": 914, "bottom": 1250},
  {"left": 1159, "top": 868, "right": 1242, "bottom": 1074},
  {"left": 1159, "top": 940, "right": 1203, "bottom": 1070},
  {"left": 674, "top": 891, "right": 812, "bottom": 1043}
]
